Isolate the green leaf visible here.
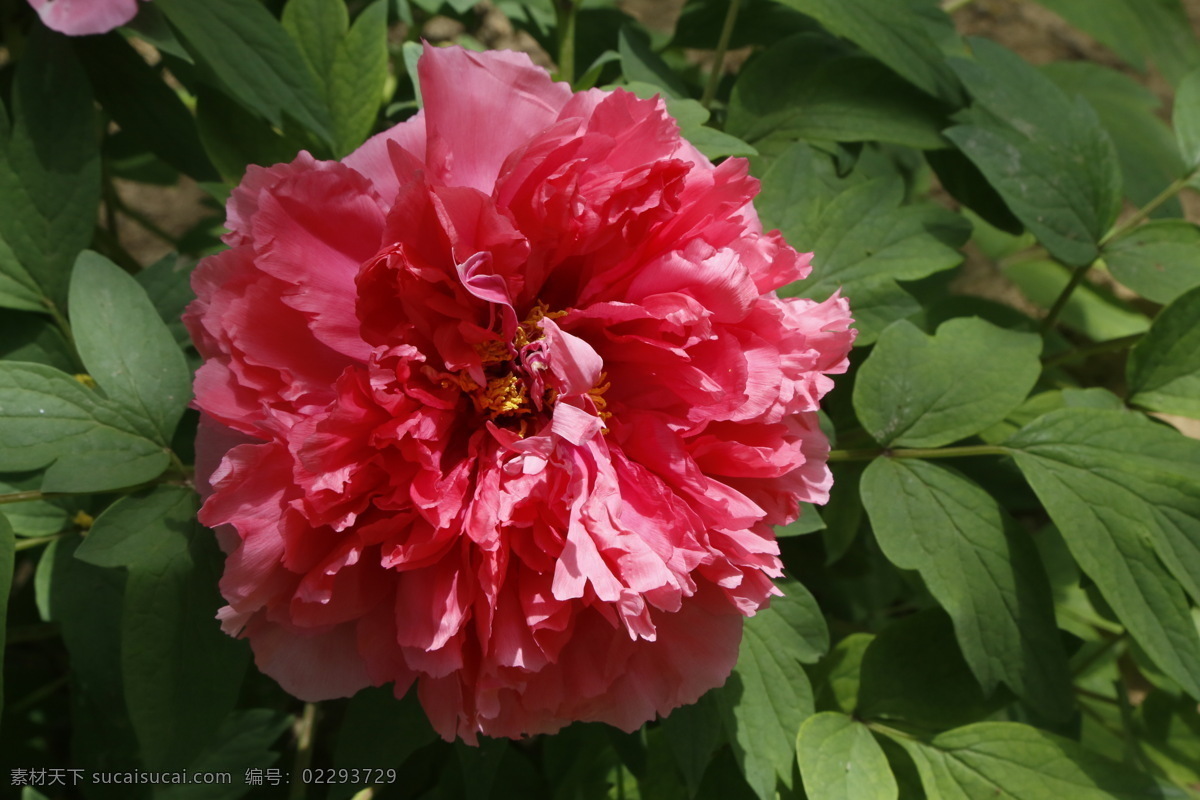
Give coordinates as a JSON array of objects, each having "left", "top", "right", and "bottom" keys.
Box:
[
  {"left": 661, "top": 692, "right": 724, "bottom": 797},
  {"left": 1139, "top": 689, "right": 1200, "bottom": 787},
  {"left": 155, "top": 0, "right": 334, "bottom": 145},
  {"left": 0, "top": 27, "right": 100, "bottom": 313},
  {"left": 1007, "top": 408, "right": 1200, "bottom": 696},
  {"left": 891, "top": 721, "right": 1166, "bottom": 799},
  {"left": 159, "top": 710, "right": 292, "bottom": 800},
  {"left": 38, "top": 537, "right": 143, "bottom": 789},
  {"left": 797, "top": 712, "right": 897, "bottom": 800},
  {"left": 853, "top": 318, "right": 1042, "bottom": 448},
  {"left": 618, "top": 24, "right": 690, "bottom": 98},
  {"left": 329, "top": 1, "right": 389, "bottom": 157},
  {"left": 1006, "top": 258, "right": 1149, "bottom": 340},
  {"left": 861, "top": 459, "right": 1072, "bottom": 719},
  {"left": 810, "top": 633, "right": 873, "bottom": 715},
  {"left": 70, "top": 251, "right": 192, "bottom": 445},
  {"left": 1176, "top": 68, "right": 1200, "bottom": 170},
  {"left": 75, "top": 33, "right": 218, "bottom": 182},
  {"left": 134, "top": 255, "right": 197, "bottom": 346},
  {"left": 90, "top": 487, "right": 250, "bottom": 771},
  {"left": 1104, "top": 221, "right": 1200, "bottom": 304},
  {"left": 857, "top": 610, "right": 1001, "bottom": 730},
  {"left": 760, "top": 153, "right": 969, "bottom": 342},
  {"left": 946, "top": 38, "right": 1122, "bottom": 266},
  {"left": 1043, "top": 61, "right": 1185, "bottom": 219},
  {"left": 0, "top": 514, "right": 13, "bottom": 717},
  {"left": 720, "top": 578, "right": 827, "bottom": 800},
  {"left": 728, "top": 33, "right": 948, "bottom": 149},
  {"left": 0, "top": 362, "right": 169, "bottom": 492},
  {"left": 773, "top": 0, "right": 961, "bottom": 102},
  {"left": 282, "top": 0, "right": 349, "bottom": 90},
  {"left": 330, "top": 687, "right": 438, "bottom": 800},
  {"left": 0, "top": 232, "right": 45, "bottom": 313},
  {"left": 196, "top": 85, "right": 306, "bottom": 182},
  {"left": 1128, "top": 285, "right": 1200, "bottom": 418},
  {"left": 0, "top": 309, "right": 76, "bottom": 372},
  {"left": 1034, "top": 0, "right": 1200, "bottom": 85}
]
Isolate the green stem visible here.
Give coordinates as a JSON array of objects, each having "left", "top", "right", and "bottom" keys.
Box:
[
  {"left": 701, "top": 0, "right": 742, "bottom": 109},
  {"left": 0, "top": 490, "right": 50, "bottom": 506},
  {"left": 1043, "top": 333, "right": 1142, "bottom": 368},
  {"left": 290, "top": 702, "right": 318, "bottom": 800},
  {"left": 14, "top": 532, "right": 70, "bottom": 552},
  {"left": 827, "top": 444, "right": 1010, "bottom": 462},
  {"left": 1072, "top": 633, "right": 1125, "bottom": 678},
  {"left": 1039, "top": 258, "right": 1097, "bottom": 334},
  {"left": 1040, "top": 168, "right": 1196, "bottom": 335},
  {"left": 554, "top": 0, "right": 577, "bottom": 85},
  {"left": 1098, "top": 168, "right": 1198, "bottom": 248},
  {"left": 43, "top": 299, "right": 74, "bottom": 346},
  {"left": 8, "top": 674, "right": 69, "bottom": 714}
]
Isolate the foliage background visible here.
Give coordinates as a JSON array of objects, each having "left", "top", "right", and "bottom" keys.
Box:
[{"left": 3, "top": 0, "right": 1200, "bottom": 798}]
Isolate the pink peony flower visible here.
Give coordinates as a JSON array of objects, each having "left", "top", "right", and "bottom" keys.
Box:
[
  {"left": 28, "top": 0, "right": 144, "bottom": 36},
  {"left": 186, "top": 44, "right": 855, "bottom": 742}
]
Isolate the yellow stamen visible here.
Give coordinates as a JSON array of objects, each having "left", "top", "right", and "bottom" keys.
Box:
[
  {"left": 73, "top": 373, "right": 97, "bottom": 389},
  {"left": 474, "top": 373, "right": 533, "bottom": 419},
  {"left": 589, "top": 372, "right": 613, "bottom": 433},
  {"left": 73, "top": 510, "right": 94, "bottom": 530}
]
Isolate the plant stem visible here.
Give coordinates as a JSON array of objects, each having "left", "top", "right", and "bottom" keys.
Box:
[
  {"left": 827, "top": 444, "right": 1010, "bottom": 462},
  {"left": 1039, "top": 258, "right": 1096, "bottom": 334},
  {"left": 290, "top": 702, "right": 318, "bottom": 800},
  {"left": 1039, "top": 168, "right": 1196, "bottom": 335},
  {"left": 14, "top": 532, "right": 70, "bottom": 552},
  {"left": 1098, "top": 168, "right": 1198, "bottom": 248},
  {"left": 701, "top": 0, "right": 741, "bottom": 109},
  {"left": 0, "top": 490, "right": 50, "bottom": 506},
  {"left": 6, "top": 622, "right": 61, "bottom": 644},
  {"left": 554, "top": 0, "right": 577, "bottom": 85},
  {"left": 1043, "top": 333, "right": 1143, "bottom": 368}
]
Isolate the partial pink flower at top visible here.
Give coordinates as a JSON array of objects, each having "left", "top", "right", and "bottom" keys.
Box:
[
  {"left": 186, "top": 44, "right": 855, "bottom": 742},
  {"left": 28, "top": 0, "right": 144, "bottom": 36}
]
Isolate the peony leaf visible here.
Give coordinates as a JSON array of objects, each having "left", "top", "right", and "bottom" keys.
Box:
[
  {"left": 90, "top": 487, "right": 250, "bottom": 772},
  {"left": 618, "top": 24, "right": 691, "bottom": 99},
  {"left": 155, "top": 0, "right": 334, "bottom": 146},
  {"left": 0, "top": 27, "right": 99, "bottom": 313},
  {"left": 0, "top": 514, "right": 12, "bottom": 718},
  {"left": 0, "top": 310, "right": 76, "bottom": 373},
  {"left": 0, "top": 362, "right": 169, "bottom": 493},
  {"left": 720, "top": 579, "right": 827, "bottom": 800},
  {"left": 773, "top": 0, "right": 961, "bottom": 102},
  {"left": 36, "top": 537, "right": 141, "bottom": 777},
  {"left": 760, "top": 146, "right": 969, "bottom": 343},
  {"left": 1104, "top": 221, "right": 1200, "bottom": 304},
  {"left": 1128, "top": 284, "right": 1200, "bottom": 418},
  {"left": 74, "top": 33, "right": 219, "bottom": 183},
  {"left": 1176, "top": 68, "right": 1200, "bottom": 170},
  {"left": 946, "top": 38, "right": 1122, "bottom": 267},
  {"left": 329, "top": 0, "right": 390, "bottom": 158},
  {"left": 861, "top": 459, "right": 1073, "bottom": 720},
  {"left": 282, "top": 0, "right": 349, "bottom": 91},
  {"left": 330, "top": 687, "right": 438, "bottom": 800},
  {"left": 1042, "top": 62, "right": 1185, "bottom": 219},
  {"left": 69, "top": 251, "right": 192, "bottom": 446},
  {"left": 853, "top": 317, "right": 1042, "bottom": 448},
  {"left": 889, "top": 721, "right": 1167, "bottom": 800},
  {"left": 163, "top": 710, "right": 293, "bottom": 798},
  {"left": 0, "top": 471, "right": 71, "bottom": 537},
  {"left": 1033, "top": 0, "right": 1200, "bottom": 86},
  {"left": 856, "top": 610, "right": 1001, "bottom": 730},
  {"left": 133, "top": 255, "right": 198, "bottom": 347},
  {"left": 0, "top": 232, "right": 45, "bottom": 314},
  {"left": 660, "top": 691, "right": 725, "bottom": 797},
  {"left": 727, "top": 33, "right": 949, "bottom": 150},
  {"left": 797, "top": 712, "right": 897, "bottom": 800},
  {"left": 1007, "top": 408, "right": 1200, "bottom": 696}
]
